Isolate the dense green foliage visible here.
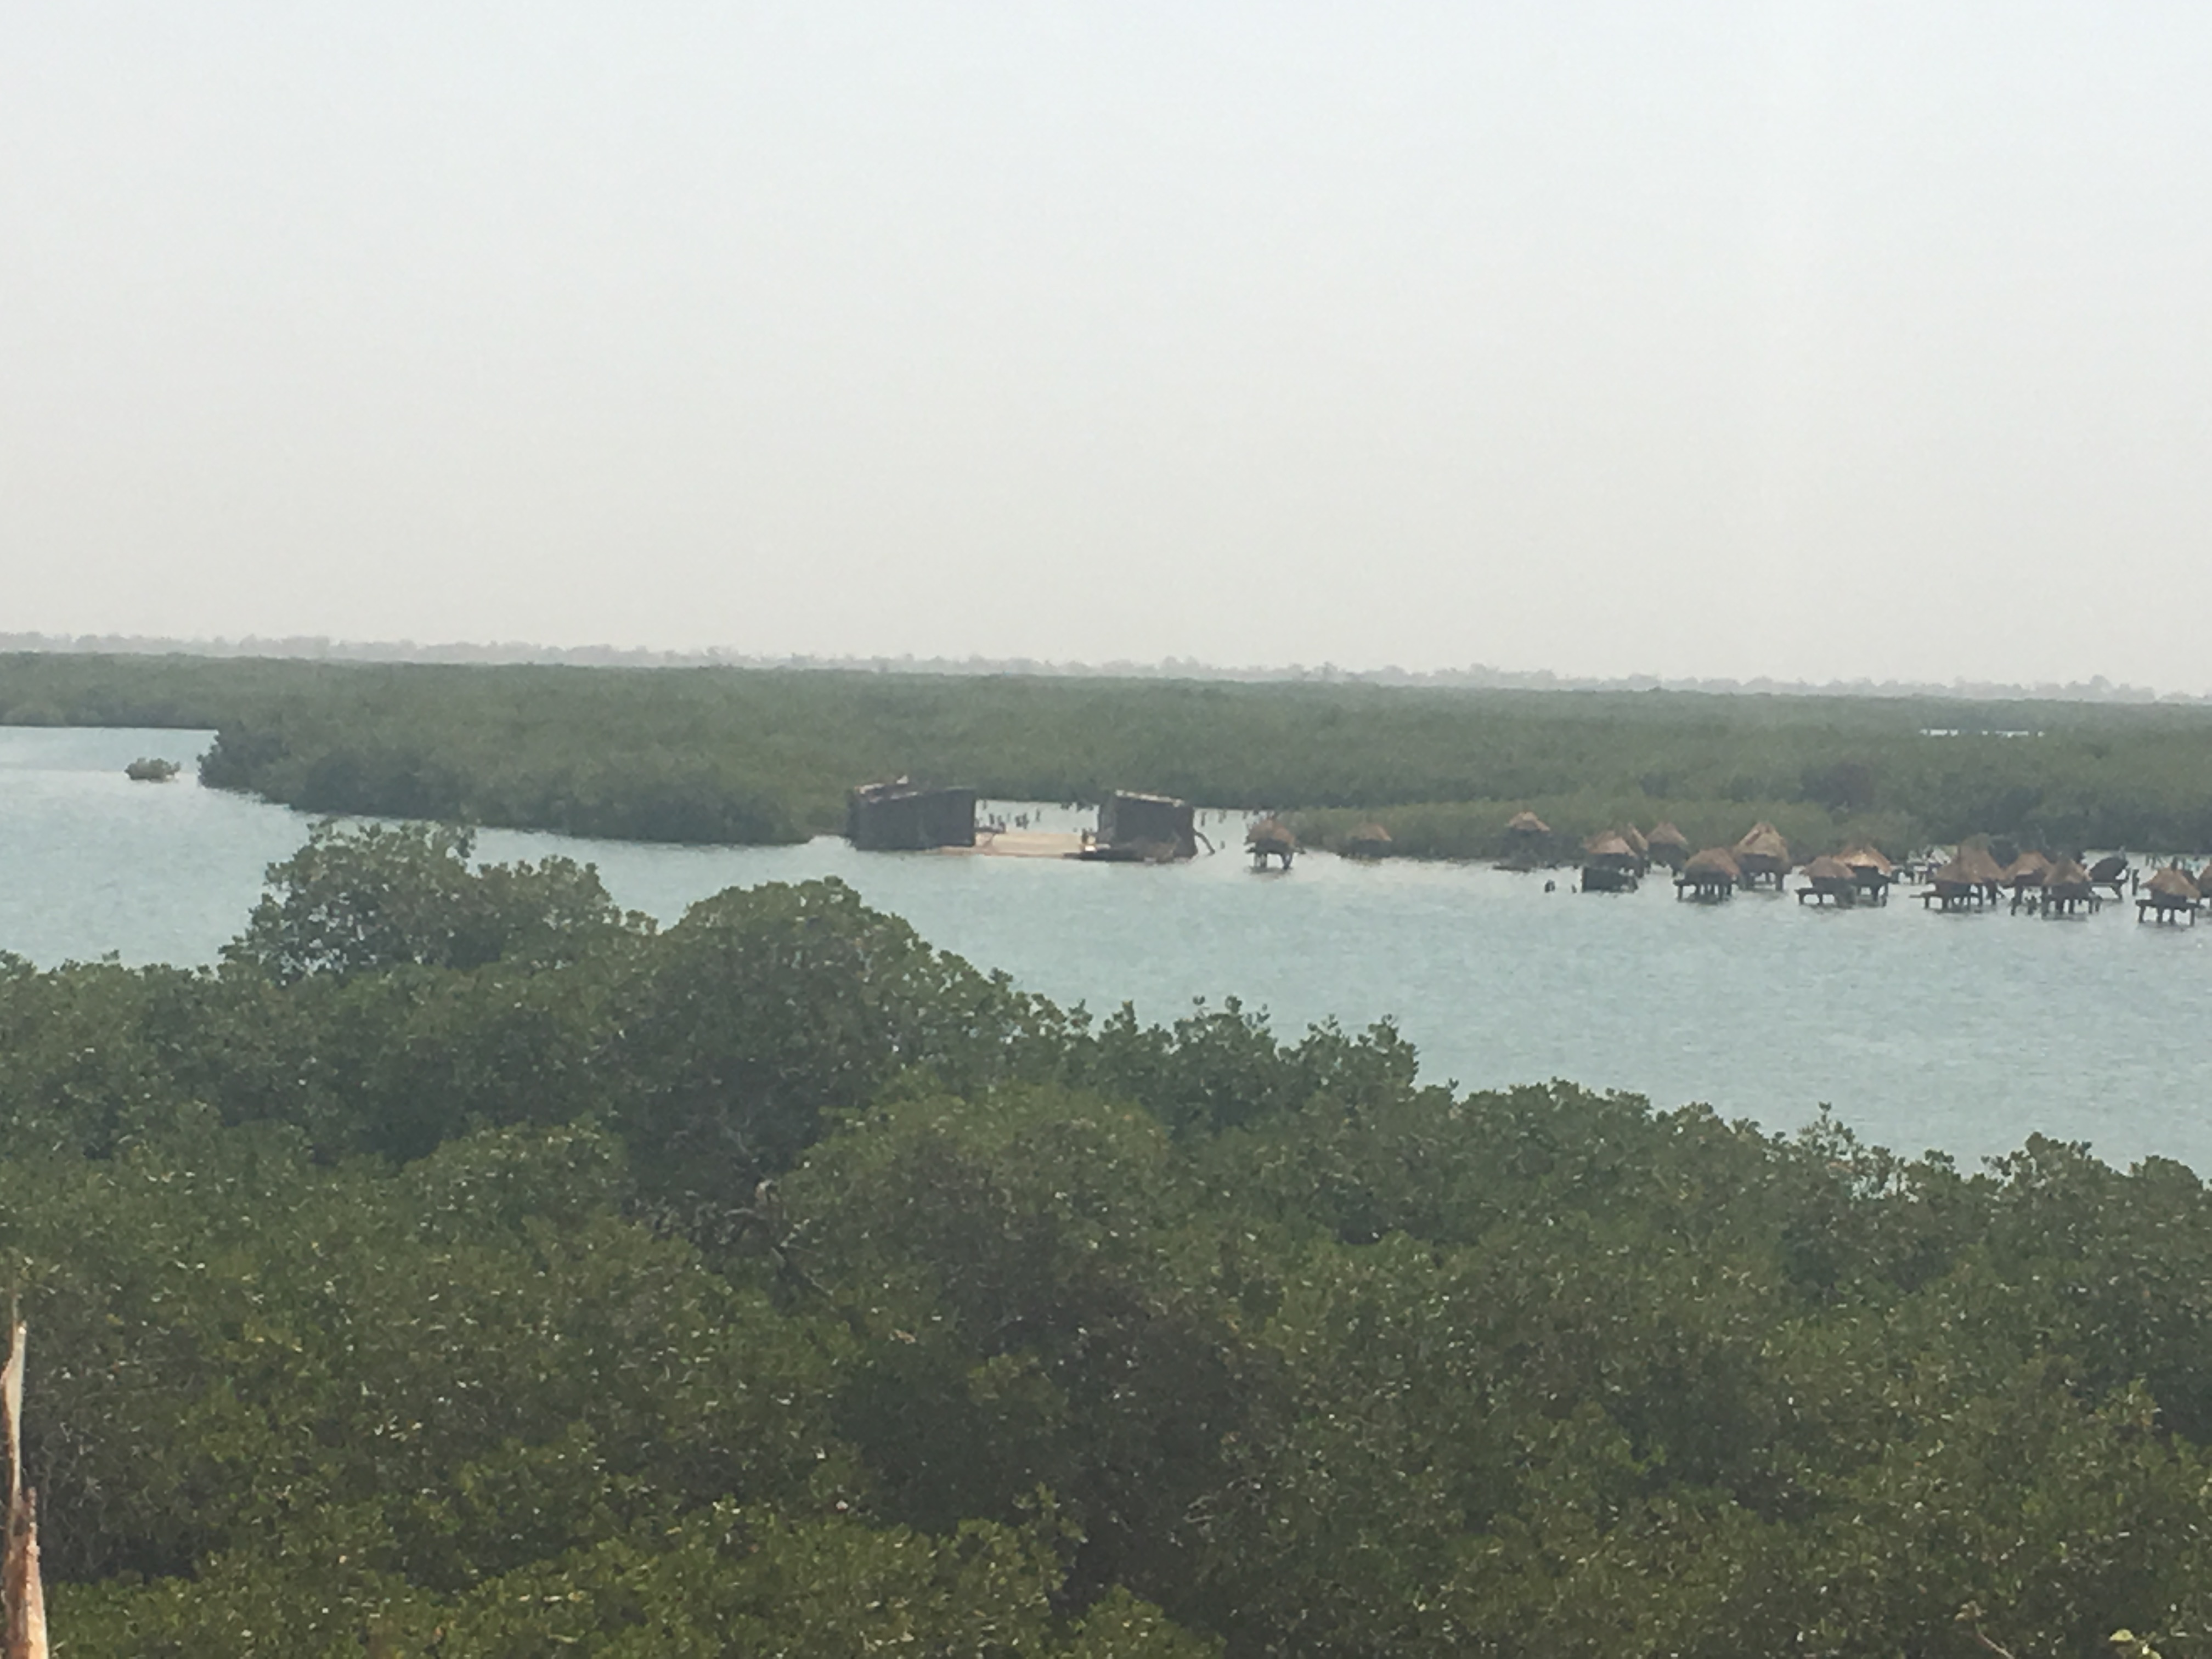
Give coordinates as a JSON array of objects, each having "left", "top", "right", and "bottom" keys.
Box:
[
  {"left": 6, "top": 822, "right": 2212, "bottom": 1654},
  {"left": 12, "top": 651, "right": 2212, "bottom": 853}
]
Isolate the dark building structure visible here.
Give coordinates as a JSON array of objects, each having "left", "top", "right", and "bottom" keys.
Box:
[
  {"left": 1098, "top": 792, "right": 1198, "bottom": 860},
  {"left": 846, "top": 781, "right": 978, "bottom": 851}
]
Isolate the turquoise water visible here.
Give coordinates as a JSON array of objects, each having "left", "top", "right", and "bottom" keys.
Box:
[{"left": 7, "top": 726, "right": 2211, "bottom": 1171}]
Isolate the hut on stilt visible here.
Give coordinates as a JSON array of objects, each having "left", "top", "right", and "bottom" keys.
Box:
[
  {"left": 1580, "top": 832, "right": 1641, "bottom": 893},
  {"left": 2089, "top": 854, "right": 2131, "bottom": 897},
  {"left": 1502, "top": 810, "right": 1550, "bottom": 870},
  {"left": 1837, "top": 843, "right": 1895, "bottom": 904},
  {"left": 1920, "top": 843, "right": 2006, "bottom": 910},
  {"left": 1342, "top": 823, "right": 1393, "bottom": 860},
  {"left": 1246, "top": 817, "right": 1297, "bottom": 870},
  {"left": 2137, "top": 864, "right": 2202, "bottom": 924},
  {"left": 1645, "top": 821, "right": 1690, "bottom": 872},
  {"left": 2040, "top": 857, "right": 2102, "bottom": 916},
  {"left": 1733, "top": 822, "right": 1792, "bottom": 890},
  {"left": 1961, "top": 843, "right": 2007, "bottom": 902},
  {"left": 1797, "top": 855, "right": 1858, "bottom": 906},
  {"left": 1676, "top": 848, "right": 1740, "bottom": 901},
  {"left": 2002, "top": 850, "right": 2053, "bottom": 911}
]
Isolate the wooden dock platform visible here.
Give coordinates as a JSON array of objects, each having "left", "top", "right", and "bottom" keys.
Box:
[{"left": 938, "top": 830, "right": 1087, "bottom": 860}]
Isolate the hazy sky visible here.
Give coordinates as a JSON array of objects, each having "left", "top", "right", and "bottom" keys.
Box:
[{"left": 6, "top": 5, "right": 2210, "bottom": 686}]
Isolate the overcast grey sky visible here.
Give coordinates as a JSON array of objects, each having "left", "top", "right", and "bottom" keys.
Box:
[{"left": 5, "top": 4, "right": 2210, "bottom": 686}]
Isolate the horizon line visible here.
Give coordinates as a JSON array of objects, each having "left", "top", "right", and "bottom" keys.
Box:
[{"left": 2, "top": 631, "right": 2203, "bottom": 706}]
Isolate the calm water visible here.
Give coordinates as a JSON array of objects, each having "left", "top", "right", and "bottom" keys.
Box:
[{"left": 7, "top": 727, "right": 2211, "bottom": 1171}]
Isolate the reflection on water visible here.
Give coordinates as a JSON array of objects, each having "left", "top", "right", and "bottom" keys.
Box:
[{"left": 5, "top": 728, "right": 2211, "bottom": 1170}]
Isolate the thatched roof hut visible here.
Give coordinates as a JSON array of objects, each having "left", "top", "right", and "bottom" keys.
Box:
[
  {"left": 2140, "top": 864, "right": 2202, "bottom": 921},
  {"left": 1677, "top": 846, "right": 1740, "bottom": 900},
  {"left": 1735, "top": 821, "right": 1790, "bottom": 860},
  {"left": 1581, "top": 832, "right": 1641, "bottom": 892},
  {"left": 1498, "top": 809, "right": 1551, "bottom": 870},
  {"left": 1835, "top": 842, "right": 1895, "bottom": 901},
  {"left": 1732, "top": 821, "right": 1791, "bottom": 888},
  {"left": 1343, "top": 822, "right": 1392, "bottom": 859},
  {"left": 1922, "top": 842, "right": 2005, "bottom": 909},
  {"left": 1583, "top": 832, "right": 1640, "bottom": 868},
  {"left": 1838, "top": 843, "right": 1894, "bottom": 877},
  {"left": 1644, "top": 821, "right": 1689, "bottom": 871},
  {"left": 2001, "top": 849, "right": 2053, "bottom": 891},
  {"left": 1246, "top": 817, "right": 1298, "bottom": 869},
  {"left": 2044, "top": 856, "right": 2093, "bottom": 892},
  {"left": 2148, "top": 865, "right": 2200, "bottom": 896},
  {"left": 1946, "top": 843, "right": 2007, "bottom": 885},
  {"left": 2041, "top": 857, "right": 2099, "bottom": 913},
  {"left": 1620, "top": 824, "right": 1649, "bottom": 859},
  {"left": 1798, "top": 854, "right": 1857, "bottom": 906}
]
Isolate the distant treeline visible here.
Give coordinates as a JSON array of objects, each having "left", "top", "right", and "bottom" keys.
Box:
[
  {"left": 10, "top": 650, "right": 2212, "bottom": 854},
  {"left": 8, "top": 823, "right": 2212, "bottom": 1654}
]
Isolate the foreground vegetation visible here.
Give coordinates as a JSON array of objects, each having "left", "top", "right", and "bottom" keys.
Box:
[
  {"left": 10, "top": 652, "right": 2212, "bottom": 854},
  {"left": 3, "top": 822, "right": 2211, "bottom": 1654}
]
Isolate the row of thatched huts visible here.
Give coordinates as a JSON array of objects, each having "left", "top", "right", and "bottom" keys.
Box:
[
  {"left": 1525, "top": 815, "right": 1790, "bottom": 896},
  {"left": 1666, "top": 825, "right": 1895, "bottom": 904},
  {"left": 1560, "top": 817, "right": 1857, "bottom": 901},
  {"left": 845, "top": 786, "right": 2212, "bottom": 920},
  {"left": 1527, "top": 801, "right": 2207, "bottom": 922},
  {"left": 1917, "top": 851, "right": 2205, "bottom": 921},
  {"left": 1919, "top": 848, "right": 2150, "bottom": 916}
]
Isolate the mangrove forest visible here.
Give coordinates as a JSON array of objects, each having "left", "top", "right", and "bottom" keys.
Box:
[
  {"left": 0, "top": 822, "right": 2209, "bottom": 1654},
  {"left": 12, "top": 652, "right": 2212, "bottom": 856}
]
